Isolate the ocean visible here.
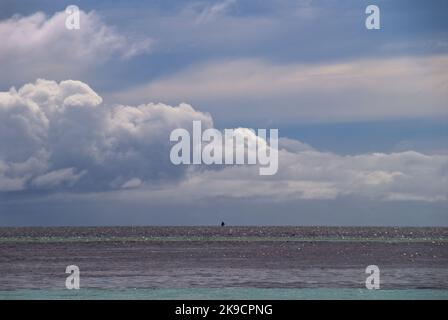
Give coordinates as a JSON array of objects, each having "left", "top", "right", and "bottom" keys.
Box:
[{"left": 0, "top": 226, "right": 447, "bottom": 300}]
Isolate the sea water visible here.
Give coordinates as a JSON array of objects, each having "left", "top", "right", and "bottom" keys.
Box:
[{"left": 1, "top": 226, "right": 447, "bottom": 300}]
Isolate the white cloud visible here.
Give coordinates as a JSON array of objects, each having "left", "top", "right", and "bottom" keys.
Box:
[
  {"left": 0, "top": 79, "right": 447, "bottom": 203},
  {"left": 114, "top": 56, "right": 448, "bottom": 123},
  {"left": 0, "top": 79, "right": 212, "bottom": 192},
  {"left": 151, "top": 149, "right": 448, "bottom": 202},
  {"left": 196, "top": 0, "right": 237, "bottom": 23},
  {"left": 32, "top": 168, "right": 86, "bottom": 189},
  {"left": 0, "top": 10, "right": 152, "bottom": 85},
  {"left": 121, "top": 178, "right": 143, "bottom": 189}
]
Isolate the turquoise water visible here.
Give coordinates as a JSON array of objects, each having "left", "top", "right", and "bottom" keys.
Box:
[{"left": 1, "top": 288, "right": 448, "bottom": 300}]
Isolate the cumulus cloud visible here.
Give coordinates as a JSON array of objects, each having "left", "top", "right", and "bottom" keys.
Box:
[
  {"left": 0, "top": 79, "right": 447, "bottom": 203},
  {"left": 0, "top": 79, "right": 212, "bottom": 192},
  {"left": 165, "top": 149, "right": 448, "bottom": 202},
  {"left": 0, "top": 9, "right": 152, "bottom": 85}
]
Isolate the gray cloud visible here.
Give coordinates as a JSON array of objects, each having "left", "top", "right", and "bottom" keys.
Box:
[
  {"left": 1, "top": 79, "right": 447, "bottom": 203},
  {"left": 163, "top": 149, "right": 448, "bottom": 202},
  {"left": 114, "top": 56, "right": 448, "bottom": 124},
  {"left": 32, "top": 167, "right": 86, "bottom": 189},
  {"left": 0, "top": 79, "right": 212, "bottom": 192}
]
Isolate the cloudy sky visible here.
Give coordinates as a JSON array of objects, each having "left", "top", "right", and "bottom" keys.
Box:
[{"left": 1, "top": 0, "right": 447, "bottom": 226}]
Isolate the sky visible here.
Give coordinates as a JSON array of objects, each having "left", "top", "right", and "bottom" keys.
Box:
[{"left": 0, "top": 0, "right": 447, "bottom": 226}]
